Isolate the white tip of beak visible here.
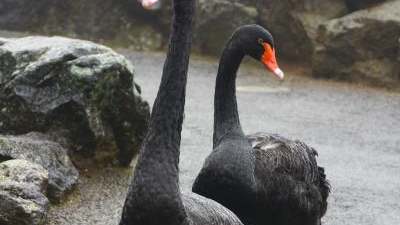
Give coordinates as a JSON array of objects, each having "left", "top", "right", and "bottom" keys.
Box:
[{"left": 274, "top": 68, "right": 285, "bottom": 80}]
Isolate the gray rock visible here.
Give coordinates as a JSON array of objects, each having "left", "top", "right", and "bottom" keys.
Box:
[
  {"left": 257, "top": 0, "right": 348, "bottom": 62},
  {"left": 154, "top": 0, "right": 258, "bottom": 55},
  {"left": 194, "top": 0, "right": 258, "bottom": 55},
  {"left": 312, "top": 1, "right": 400, "bottom": 87},
  {"left": 0, "top": 133, "right": 78, "bottom": 200},
  {"left": 0, "top": 159, "right": 49, "bottom": 225},
  {"left": 0, "top": 36, "right": 150, "bottom": 166}
]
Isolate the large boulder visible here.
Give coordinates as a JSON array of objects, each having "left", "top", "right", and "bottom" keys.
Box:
[
  {"left": 194, "top": 0, "right": 258, "bottom": 55},
  {"left": 0, "top": 36, "right": 150, "bottom": 166},
  {"left": 312, "top": 1, "right": 400, "bottom": 87},
  {"left": 144, "top": 0, "right": 258, "bottom": 55},
  {"left": 0, "top": 159, "right": 49, "bottom": 225},
  {"left": 0, "top": 133, "right": 78, "bottom": 200},
  {"left": 257, "top": 0, "right": 348, "bottom": 62}
]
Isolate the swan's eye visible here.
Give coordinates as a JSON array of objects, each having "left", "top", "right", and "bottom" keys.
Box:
[{"left": 257, "top": 38, "right": 264, "bottom": 45}]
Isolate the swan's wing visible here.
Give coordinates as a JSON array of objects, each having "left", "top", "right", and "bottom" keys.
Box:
[
  {"left": 247, "top": 132, "right": 330, "bottom": 216},
  {"left": 246, "top": 132, "right": 320, "bottom": 185},
  {"left": 182, "top": 191, "right": 243, "bottom": 225}
]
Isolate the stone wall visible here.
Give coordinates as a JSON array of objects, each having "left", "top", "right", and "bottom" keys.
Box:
[{"left": 0, "top": 0, "right": 399, "bottom": 87}]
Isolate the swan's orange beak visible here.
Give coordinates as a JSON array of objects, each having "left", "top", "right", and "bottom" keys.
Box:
[
  {"left": 142, "top": 0, "right": 159, "bottom": 10},
  {"left": 260, "top": 43, "right": 284, "bottom": 80}
]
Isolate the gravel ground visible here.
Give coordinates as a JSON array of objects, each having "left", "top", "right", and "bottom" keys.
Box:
[{"left": 32, "top": 49, "right": 400, "bottom": 225}]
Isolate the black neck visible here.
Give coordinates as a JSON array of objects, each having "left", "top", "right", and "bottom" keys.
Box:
[
  {"left": 120, "top": 0, "right": 195, "bottom": 224},
  {"left": 213, "top": 40, "right": 245, "bottom": 146}
]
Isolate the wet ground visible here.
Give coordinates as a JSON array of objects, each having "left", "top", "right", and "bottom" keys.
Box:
[
  {"left": 37, "top": 50, "right": 400, "bottom": 225},
  {"left": 0, "top": 28, "right": 398, "bottom": 225}
]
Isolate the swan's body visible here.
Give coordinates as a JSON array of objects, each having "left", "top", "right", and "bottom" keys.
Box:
[
  {"left": 192, "top": 25, "right": 329, "bottom": 225},
  {"left": 119, "top": 0, "right": 243, "bottom": 224}
]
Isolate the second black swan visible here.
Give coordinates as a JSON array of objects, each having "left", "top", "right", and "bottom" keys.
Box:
[{"left": 192, "top": 24, "right": 330, "bottom": 225}]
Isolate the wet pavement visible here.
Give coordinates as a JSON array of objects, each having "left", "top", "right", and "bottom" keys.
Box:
[{"left": 42, "top": 50, "right": 400, "bottom": 225}]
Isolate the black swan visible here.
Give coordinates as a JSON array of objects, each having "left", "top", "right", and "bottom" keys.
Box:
[
  {"left": 192, "top": 25, "right": 330, "bottom": 225},
  {"left": 119, "top": 0, "right": 243, "bottom": 224}
]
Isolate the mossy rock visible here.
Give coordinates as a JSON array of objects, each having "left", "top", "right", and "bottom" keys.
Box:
[{"left": 0, "top": 36, "right": 150, "bottom": 166}]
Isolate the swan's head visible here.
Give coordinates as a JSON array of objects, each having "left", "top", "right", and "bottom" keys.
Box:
[
  {"left": 232, "top": 24, "right": 284, "bottom": 80},
  {"left": 141, "top": 0, "right": 160, "bottom": 10}
]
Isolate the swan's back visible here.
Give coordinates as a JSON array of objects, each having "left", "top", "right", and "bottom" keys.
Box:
[
  {"left": 182, "top": 192, "right": 243, "bottom": 225},
  {"left": 247, "top": 133, "right": 319, "bottom": 183},
  {"left": 247, "top": 132, "right": 330, "bottom": 218}
]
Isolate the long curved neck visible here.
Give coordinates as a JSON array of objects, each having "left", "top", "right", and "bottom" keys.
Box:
[
  {"left": 213, "top": 41, "right": 245, "bottom": 146},
  {"left": 120, "top": 1, "right": 195, "bottom": 224}
]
